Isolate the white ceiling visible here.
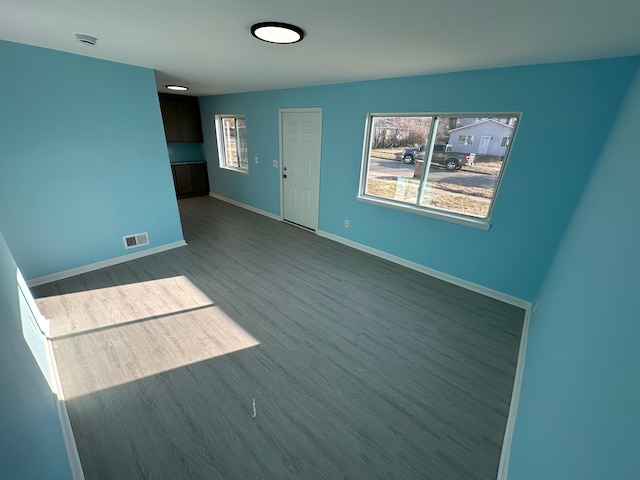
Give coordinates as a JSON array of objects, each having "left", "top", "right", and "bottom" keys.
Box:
[{"left": 1, "top": 0, "right": 639, "bottom": 96}]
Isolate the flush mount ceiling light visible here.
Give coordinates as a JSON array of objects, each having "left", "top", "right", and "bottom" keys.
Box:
[
  {"left": 165, "top": 85, "right": 189, "bottom": 91},
  {"left": 75, "top": 33, "right": 97, "bottom": 46},
  {"left": 251, "top": 22, "right": 304, "bottom": 44}
]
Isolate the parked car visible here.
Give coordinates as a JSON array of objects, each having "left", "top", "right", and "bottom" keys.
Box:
[
  {"left": 401, "top": 145, "right": 426, "bottom": 164},
  {"left": 402, "top": 143, "right": 475, "bottom": 171}
]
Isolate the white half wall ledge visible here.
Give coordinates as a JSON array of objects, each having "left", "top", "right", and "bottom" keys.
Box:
[{"left": 26, "top": 240, "right": 187, "bottom": 287}]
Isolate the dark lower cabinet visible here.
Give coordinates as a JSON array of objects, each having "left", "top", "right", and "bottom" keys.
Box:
[{"left": 171, "top": 162, "right": 209, "bottom": 198}]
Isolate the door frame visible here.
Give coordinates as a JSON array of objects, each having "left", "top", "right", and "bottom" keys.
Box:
[{"left": 278, "top": 108, "right": 323, "bottom": 231}]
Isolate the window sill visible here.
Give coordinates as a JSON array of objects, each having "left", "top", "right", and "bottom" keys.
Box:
[
  {"left": 219, "top": 166, "right": 249, "bottom": 175},
  {"left": 357, "top": 195, "right": 491, "bottom": 230}
]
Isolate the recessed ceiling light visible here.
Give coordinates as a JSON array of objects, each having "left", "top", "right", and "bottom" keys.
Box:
[
  {"left": 75, "top": 34, "right": 97, "bottom": 46},
  {"left": 251, "top": 22, "right": 304, "bottom": 44},
  {"left": 165, "top": 85, "right": 189, "bottom": 91}
]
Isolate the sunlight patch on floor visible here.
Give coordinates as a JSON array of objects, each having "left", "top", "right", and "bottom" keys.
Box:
[{"left": 36, "top": 276, "right": 260, "bottom": 399}]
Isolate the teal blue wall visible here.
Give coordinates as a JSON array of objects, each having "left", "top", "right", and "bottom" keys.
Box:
[
  {"left": 1, "top": 35, "right": 635, "bottom": 477},
  {"left": 508, "top": 66, "right": 640, "bottom": 479},
  {"left": 0, "top": 40, "right": 184, "bottom": 280},
  {"left": 199, "top": 57, "right": 639, "bottom": 301},
  {"left": 168, "top": 142, "right": 204, "bottom": 163},
  {"left": 0, "top": 227, "right": 72, "bottom": 479}
]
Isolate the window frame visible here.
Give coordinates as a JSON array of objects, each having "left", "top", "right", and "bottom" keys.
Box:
[
  {"left": 357, "top": 112, "right": 521, "bottom": 230},
  {"left": 458, "top": 134, "right": 475, "bottom": 145},
  {"left": 214, "top": 114, "right": 249, "bottom": 174}
]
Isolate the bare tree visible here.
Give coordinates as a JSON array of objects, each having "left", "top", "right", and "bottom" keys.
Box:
[{"left": 372, "top": 117, "right": 431, "bottom": 148}]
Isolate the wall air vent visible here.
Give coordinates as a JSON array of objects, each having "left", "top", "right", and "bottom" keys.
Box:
[{"left": 123, "top": 232, "right": 150, "bottom": 249}]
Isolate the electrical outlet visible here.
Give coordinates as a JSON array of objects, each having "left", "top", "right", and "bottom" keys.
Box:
[
  {"left": 254, "top": 156, "right": 259, "bottom": 164},
  {"left": 344, "top": 219, "right": 350, "bottom": 228},
  {"left": 273, "top": 160, "right": 278, "bottom": 168}
]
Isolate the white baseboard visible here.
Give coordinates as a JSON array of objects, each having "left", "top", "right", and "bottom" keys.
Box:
[
  {"left": 45, "top": 337, "right": 84, "bottom": 480},
  {"left": 209, "top": 197, "right": 530, "bottom": 480},
  {"left": 496, "top": 306, "right": 531, "bottom": 480},
  {"left": 27, "top": 240, "right": 188, "bottom": 287},
  {"left": 316, "top": 229, "right": 531, "bottom": 480},
  {"left": 316, "top": 230, "right": 530, "bottom": 310},
  {"left": 208, "top": 193, "right": 528, "bottom": 309},
  {"left": 207, "top": 193, "right": 528, "bottom": 309},
  {"left": 208, "top": 193, "right": 282, "bottom": 221}
]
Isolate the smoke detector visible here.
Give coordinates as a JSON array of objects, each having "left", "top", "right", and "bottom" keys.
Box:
[{"left": 75, "top": 34, "right": 97, "bottom": 46}]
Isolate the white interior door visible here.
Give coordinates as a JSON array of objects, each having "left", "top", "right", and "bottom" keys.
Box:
[{"left": 280, "top": 109, "right": 322, "bottom": 230}]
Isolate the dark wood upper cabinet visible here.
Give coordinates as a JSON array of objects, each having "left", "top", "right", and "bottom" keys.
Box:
[{"left": 159, "top": 94, "right": 203, "bottom": 142}]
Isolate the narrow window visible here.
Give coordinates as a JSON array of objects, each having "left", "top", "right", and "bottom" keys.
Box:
[{"left": 215, "top": 115, "right": 248, "bottom": 172}]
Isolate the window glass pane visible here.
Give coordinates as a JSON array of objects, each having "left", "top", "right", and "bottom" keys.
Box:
[
  {"left": 215, "top": 115, "right": 248, "bottom": 172},
  {"left": 418, "top": 115, "right": 518, "bottom": 218},
  {"left": 364, "top": 116, "right": 433, "bottom": 205},
  {"left": 222, "top": 118, "right": 239, "bottom": 167},
  {"left": 236, "top": 117, "right": 248, "bottom": 169}
]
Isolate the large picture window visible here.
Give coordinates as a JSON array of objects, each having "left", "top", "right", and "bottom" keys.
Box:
[
  {"left": 215, "top": 115, "right": 248, "bottom": 172},
  {"left": 358, "top": 113, "right": 520, "bottom": 228}
]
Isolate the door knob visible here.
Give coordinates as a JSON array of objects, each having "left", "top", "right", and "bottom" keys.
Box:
[{"left": 283, "top": 174, "right": 287, "bottom": 178}]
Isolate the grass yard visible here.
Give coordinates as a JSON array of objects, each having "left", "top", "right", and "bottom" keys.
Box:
[
  {"left": 465, "top": 158, "right": 503, "bottom": 176},
  {"left": 367, "top": 177, "right": 491, "bottom": 218},
  {"left": 370, "top": 148, "right": 402, "bottom": 160}
]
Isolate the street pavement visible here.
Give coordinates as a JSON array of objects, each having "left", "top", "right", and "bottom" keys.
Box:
[{"left": 367, "top": 157, "right": 498, "bottom": 189}]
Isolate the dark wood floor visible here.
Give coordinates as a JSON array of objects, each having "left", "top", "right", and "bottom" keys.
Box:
[{"left": 33, "top": 196, "right": 524, "bottom": 480}]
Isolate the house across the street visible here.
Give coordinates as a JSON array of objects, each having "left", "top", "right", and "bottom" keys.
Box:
[{"left": 448, "top": 118, "right": 515, "bottom": 156}]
